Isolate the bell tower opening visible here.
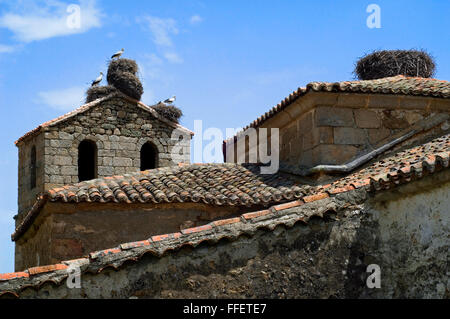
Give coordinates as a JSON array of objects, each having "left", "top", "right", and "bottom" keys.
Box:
[
  {"left": 140, "top": 142, "right": 158, "bottom": 171},
  {"left": 78, "top": 140, "right": 97, "bottom": 182}
]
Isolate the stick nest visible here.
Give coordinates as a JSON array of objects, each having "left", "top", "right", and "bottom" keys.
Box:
[
  {"left": 106, "top": 58, "right": 143, "bottom": 100},
  {"left": 354, "top": 49, "right": 436, "bottom": 80},
  {"left": 152, "top": 104, "right": 183, "bottom": 123},
  {"left": 85, "top": 85, "right": 118, "bottom": 103}
]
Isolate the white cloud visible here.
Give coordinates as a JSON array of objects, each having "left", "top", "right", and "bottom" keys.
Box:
[
  {"left": 139, "top": 15, "right": 183, "bottom": 64},
  {"left": 37, "top": 86, "right": 85, "bottom": 111},
  {"left": 0, "top": 44, "right": 15, "bottom": 53},
  {"left": 142, "top": 16, "right": 178, "bottom": 47},
  {"left": 189, "top": 15, "right": 203, "bottom": 25},
  {"left": 0, "top": 0, "right": 102, "bottom": 42},
  {"left": 163, "top": 52, "right": 183, "bottom": 64},
  {"left": 143, "top": 53, "right": 164, "bottom": 66}
]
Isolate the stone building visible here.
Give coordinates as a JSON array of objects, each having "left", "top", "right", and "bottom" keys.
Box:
[
  {"left": 12, "top": 91, "right": 193, "bottom": 269},
  {"left": 15, "top": 92, "right": 192, "bottom": 219},
  {"left": 1, "top": 75, "right": 449, "bottom": 299}
]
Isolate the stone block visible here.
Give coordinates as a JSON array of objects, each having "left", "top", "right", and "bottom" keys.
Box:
[
  {"left": 315, "top": 107, "right": 354, "bottom": 127},
  {"left": 312, "top": 144, "right": 359, "bottom": 165},
  {"left": 60, "top": 166, "right": 77, "bottom": 175},
  {"left": 98, "top": 166, "right": 114, "bottom": 176},
  {"left": 354, "top": 109, "right": 380, "bottom": 128},
  {"left": 381, "top": 111, "right": 410, "bottom": 129},
  {"left": 334, "top": 127, "right": 368, "bottom": 145},
  {"left": 58, "top": 132, "right": 74, "bottom": 140},
  {"left": 49, "top": 175, "right": 65, "bottom": 184},
  {"left": 113, "top": 157, "right": 133, "bottom": 167},
  {"left": 297, "top": 111, "right": 313, "bottom": 136},
  {"left": 53, "top": 156, "right": 73, "bottom": 166},
  {"left": 368, "top": 128, "right": 391, "bottom": 145}
]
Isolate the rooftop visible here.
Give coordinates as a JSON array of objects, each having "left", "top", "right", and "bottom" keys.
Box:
[
  {"left": 2, "top": 131, "right": 450, "bottom": 297},
  {"left": 242, "top": 75, "right": 450, "bottom": 131},
  {"left": 12, "top": 132, "right": 450, "bottom": 241},
  {"left": 15, "top": 91, "right": 194, "bottom": 146}
]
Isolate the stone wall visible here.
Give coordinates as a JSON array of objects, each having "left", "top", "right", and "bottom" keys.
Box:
[
  {"left": 17, "top": 133, "right": 45, "bottom": 217},
  {"left": 225, "top": 93, "right": 450, "bottom": 169},
  {"left": 17, "top": 97, "right": 191, "bottom": 218},
  {"left": 14, "top": 214, "right": 53, "bottom": 272},
  {"left": 281, "top": 105, "right": 437, "bottom": 167}
]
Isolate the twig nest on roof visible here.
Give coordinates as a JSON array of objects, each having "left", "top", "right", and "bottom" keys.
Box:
[
  {"left": 152, "top": 104, "right": 183, "bottom": 123},
  {"left": 106, "top": 58, "right": 143, "bottom": 100},
  {"left": 107, "top": 59, "right": 139, "bottom": 79},
  {"left": 85, "top": 85, "right": 118, "bottom": 103},
  {"left": 354, "top": 49, "right": 436, "bottom": 80}
]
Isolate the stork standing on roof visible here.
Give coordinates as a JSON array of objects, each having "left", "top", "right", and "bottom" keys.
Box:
[
  {"left": 164, "top": 95, "right": 176, "bottom": 104},
  {"left": 111, "top": 48, "right": 124, "bottom": 59},
  {"left": 91, "top": 72, "right": 103, "bottom": 86}
]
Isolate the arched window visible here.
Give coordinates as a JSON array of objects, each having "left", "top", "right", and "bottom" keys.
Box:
[
  {"left": 30, "top": 146, "right": 36, "bottom": 189},
  {"left": 78, "top": 140, "right": 97, "bottom": 182},
  {"left": 140, "top": 142, "right": 158, "bottom": 171}
]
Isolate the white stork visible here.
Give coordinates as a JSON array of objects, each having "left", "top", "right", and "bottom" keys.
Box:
[
  {"left": 111, "top": 48, "right": 124, "bottom": 59},
  {"left": 91, "top": 72, "right": 103, "bottom": 86},
  {"left": 163, "top": 95, "right": 176, "bottom": 104}
]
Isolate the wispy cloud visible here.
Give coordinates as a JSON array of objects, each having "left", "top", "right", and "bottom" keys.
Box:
[
  {"left": 189, "top": 15, "right": 203, "bottom": 25},
  {"left": 142, "top": 16, "right": 178, "bottom": 47},
  {"left": 37, "top": 86, "right": 85, "bottom": 111},
  {"left": 0, "top": 44, "right": 15, "bottom": 53},
  {"left": 0, "top": 0, "right": 102, "bottom": 43},
  {"left": 138, "top": 15, "right": 182, "bottom": 64},
  {"left": 163, "top": 51, "right": 183, "bottom": 64}
]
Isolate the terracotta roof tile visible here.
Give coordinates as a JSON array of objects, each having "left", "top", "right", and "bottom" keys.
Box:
[
  {"left": 11, "top": 133, "right": 450, "bottom": 242},
  {"left": 2, "top": 194, "right": 342, "bottom": 295},
  {"left": 2, "top": 140, "right": 449, "bottom": 297}
]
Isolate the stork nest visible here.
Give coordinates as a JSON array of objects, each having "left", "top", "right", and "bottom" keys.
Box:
[
  {"left": 85, "top": 85, "right": 118, "bottom": 103},
  {"left": 354, "top": 49, "right": 436, "bottom": 80},
  {"left": 107, "top": 59, "right": 139, "bottom": 81},
  {"left": 106, "top": 58, "right": 143, "bottom": 100},
  {"left": 152, "top": 104, "right": 183, "bottom": 123}
]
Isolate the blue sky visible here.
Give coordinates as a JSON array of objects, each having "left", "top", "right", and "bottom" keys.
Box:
[{"left": 0, "top": 0, "right": 449, "bottom": 273}]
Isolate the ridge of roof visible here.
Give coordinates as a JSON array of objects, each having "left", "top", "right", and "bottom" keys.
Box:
[
  {"left": 11, "top": 132, "right": 450, "bottom": 242},
  {"left": 238, "top": 75, "right": 450, "bottom": 134},
  {"left": 15, "top": 92, "right": 193, "bottom": 146}
]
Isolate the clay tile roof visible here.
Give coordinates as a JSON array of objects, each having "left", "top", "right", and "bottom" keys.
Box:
[
  {"left": 2, "top": 132, "right": 450, "bottom": 296},
  {"left": 11, "top": 132, "right": 450, "bottom": 242},
  {"left": 44, "top": 163, "right": 314, "bottom": 205},
  {"left": 0, "top": 192, "right": 348, "bottom": 296},
  {"left": 243, "top": 75, "right": 450, "bottom": 131},
  {"left": 15, "top": 92, "right": 193, "bottom": 146}
]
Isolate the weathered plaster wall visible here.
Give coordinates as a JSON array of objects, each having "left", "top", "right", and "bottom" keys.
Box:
[{"left": 362, "top": 180, "right": 450, "bottom": 298}]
